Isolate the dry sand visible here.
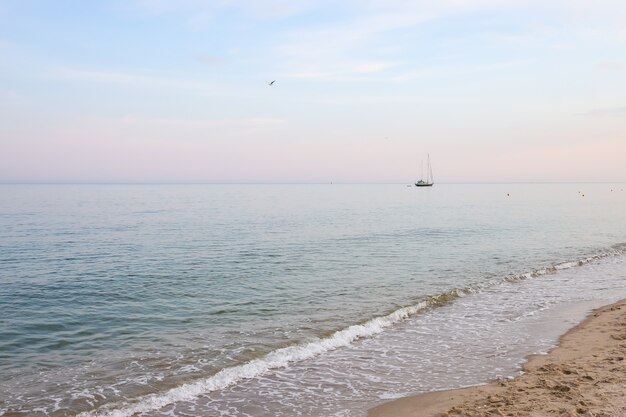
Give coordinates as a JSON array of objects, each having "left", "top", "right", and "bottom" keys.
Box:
[{"left": 369, "top": 300, "right": 626, "bottom": 417}]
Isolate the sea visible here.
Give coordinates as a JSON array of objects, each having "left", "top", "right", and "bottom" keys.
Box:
[{"left": 1, "top": 183, "right": 626, "bottom": 417}]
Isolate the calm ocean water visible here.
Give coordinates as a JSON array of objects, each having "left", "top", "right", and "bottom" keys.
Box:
[{"left": 1, "top": 183, "right": 626, "bottom": 417}]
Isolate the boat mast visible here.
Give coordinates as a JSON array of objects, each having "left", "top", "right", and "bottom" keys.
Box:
[{"left": 427, "top": 153, "right": 433, "bottom": 184}]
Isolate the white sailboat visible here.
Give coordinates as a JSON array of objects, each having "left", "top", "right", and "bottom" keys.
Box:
[{"left": 415, "top": 154, "right": 434, "bottom": 187}]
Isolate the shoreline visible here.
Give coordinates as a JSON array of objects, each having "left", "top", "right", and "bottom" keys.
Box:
[{"left": 368, "top": 299, "right": 626, "bottom": 417}]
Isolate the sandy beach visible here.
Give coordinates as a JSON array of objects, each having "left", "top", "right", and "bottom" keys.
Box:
[{"left": 369, "top": 299, "right": 626, "bottom": 417}]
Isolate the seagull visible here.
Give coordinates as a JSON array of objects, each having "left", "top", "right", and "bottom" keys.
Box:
[{"left": 268, "top": 80, "right": 275, "bottom": 86}]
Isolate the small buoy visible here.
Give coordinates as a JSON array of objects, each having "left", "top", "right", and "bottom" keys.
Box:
[{"left": 507, "top": 193, "right": 509, "bottom": 197}]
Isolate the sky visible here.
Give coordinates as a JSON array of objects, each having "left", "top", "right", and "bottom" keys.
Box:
[{"left": 1, "top": 0, "right": 625, "bottom": 183}]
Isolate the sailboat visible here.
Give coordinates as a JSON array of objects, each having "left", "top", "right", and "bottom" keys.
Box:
[{"left": 415, "top": 154, "right": 434, "bottom": 187}]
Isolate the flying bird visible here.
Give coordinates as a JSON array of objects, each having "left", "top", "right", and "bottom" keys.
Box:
[{"left": 268, "top": 80, "right": 276, "bottom": 86}]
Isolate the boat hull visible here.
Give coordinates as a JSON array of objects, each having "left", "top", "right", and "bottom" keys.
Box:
[{"left": 414, "top": 183, "right": 433, "bottom": 187}]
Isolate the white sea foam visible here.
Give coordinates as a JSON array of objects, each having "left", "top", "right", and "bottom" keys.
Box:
[
  {"left": 78, "top": 301, "right": 431, "bottom": 417},
  {"left": 502, "top": 252, "right": 613, "bottom": 284}
]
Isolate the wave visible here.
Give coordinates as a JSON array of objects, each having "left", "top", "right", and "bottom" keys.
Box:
[
  {"left": 79, "top": 243, "right": 626, "bottom": 417},
  {"left": 78, "top": 300, "right": 444, "bottom": 417},
  {"left": 504, "top": 243, "right": 626, "bottom": 283}
]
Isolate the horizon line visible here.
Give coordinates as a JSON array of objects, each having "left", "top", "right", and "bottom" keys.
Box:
[{"left": 1, "top": 181, "right": 625, "bottom": 185}]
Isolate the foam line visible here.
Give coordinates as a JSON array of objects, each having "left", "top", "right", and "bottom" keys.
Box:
[{"left": 79, "top": 301, "right": 434, "bottom": 417}]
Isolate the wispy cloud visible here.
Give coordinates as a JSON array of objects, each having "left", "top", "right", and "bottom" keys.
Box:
[
  {"left": 583, "top": 106, "right": 626, "bottom": 117},
  {"left": 281, "top": 71, "right": 333, "bottom": 80},
  {"left": 56, "top": 67, "right": 228, "bottom": 95},
  {"left": 281, "top": 60, "right": 397, "bottom": 80},
  {"left": 61, "top": 68, "right": 159, "bottom": 84},
  {"left": 270, "top": 2, "right": 554, "bottom": 84},
  {"left": 353, "top": 61, "right": 397, "bottom": 73},
  {"left": 125, "top": 0, "right": 626, "bottom": 85},
  {"left": 196, "top": 54, "right": 224, "bottom": 66},
  {"left": 119, "top": 115, "right": 286, "bottom": 127},
  {"left": 243, "top": 117, "right": 285, "bottom": 125},
  {"left": 128, "top": 0, "right": 320, "bottom": 19},
  {"left": 273, "top": 11, "right": 437, "bottom": 82},
  {"left": 597, "top": 60, "right": 626, "bottom": 72},
  {"left": 391, "top": 69, "right": 437, "bottom": 82},
  {"left": 391, "top": 60, "right": 525, "bottom": 82}
]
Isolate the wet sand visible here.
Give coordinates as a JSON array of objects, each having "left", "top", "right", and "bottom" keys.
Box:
[{"left": 369, "top": 300, "right": 626, "bottom": 417}]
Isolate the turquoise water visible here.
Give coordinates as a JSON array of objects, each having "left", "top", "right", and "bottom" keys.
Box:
[{"left": 1, "top": 183, "right": 626, "bottom": 417}]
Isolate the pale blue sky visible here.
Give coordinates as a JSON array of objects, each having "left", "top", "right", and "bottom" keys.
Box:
[{"left": 1, "top": 0, "right": 625, "bottom": 183}]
